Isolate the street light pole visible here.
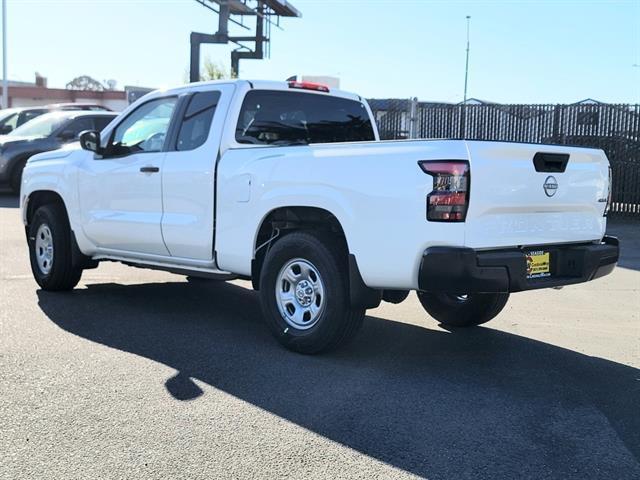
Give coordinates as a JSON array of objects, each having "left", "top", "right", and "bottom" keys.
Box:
[
  {"left": 463, "top": 15, "right": 471, "bottom": 104},
  {"left": 2, "top": 0, "right": 7, "bottom": 109}
]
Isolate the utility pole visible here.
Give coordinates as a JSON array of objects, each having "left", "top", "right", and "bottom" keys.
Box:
[
  {"left": 2, "top": 0, "right": 7, "bottom": 109},
  {"left": 463, "top": 15, "right": 471, "bottom": 104}
]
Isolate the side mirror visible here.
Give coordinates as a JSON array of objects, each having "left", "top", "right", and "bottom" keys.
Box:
[
  {"left": 79, "top": 130, "right": 102, "bottom": 153},
  {"left": 0, "top": 125, "right": 13, "bottom": 135}
]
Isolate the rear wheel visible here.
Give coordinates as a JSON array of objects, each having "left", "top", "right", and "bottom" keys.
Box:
[
  {"left": 259, "top": 231, "right": 364, "bottom": 354},
  {"left": 28, "top": 204, "right": 83, "bottom": 291},
  {"left": 417, "top": 291, "right": 509, "bottom": 327}
]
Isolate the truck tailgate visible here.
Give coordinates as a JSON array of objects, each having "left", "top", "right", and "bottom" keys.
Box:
[{"left": 464, "top": 141, "right": 609, "bottom": 249}]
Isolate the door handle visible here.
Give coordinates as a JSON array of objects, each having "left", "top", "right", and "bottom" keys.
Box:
[{"left": 140, "top": 166, "right": 160, "bottom": 173}]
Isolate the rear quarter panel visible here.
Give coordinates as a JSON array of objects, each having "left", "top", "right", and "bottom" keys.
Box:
[{"left": 216, "top": 140, "right": 469, "bottom": 289}]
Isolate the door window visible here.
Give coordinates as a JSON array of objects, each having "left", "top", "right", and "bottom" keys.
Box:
[
  {"left": 62, "top": 117, "right": 95, "bottom": 139},
  {"left": 175, "top": 91, "right": 220, "bottom": 151},
  {"left": 108, "top": 97, "right": 177, "bottom": 156},
  {"left": 93, "top": 116, "right": 115, "bottom": 131}
]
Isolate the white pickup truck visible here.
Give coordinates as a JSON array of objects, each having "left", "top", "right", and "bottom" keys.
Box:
[{"left": 20, "top": 80, "right": 619, "bottom": 353}]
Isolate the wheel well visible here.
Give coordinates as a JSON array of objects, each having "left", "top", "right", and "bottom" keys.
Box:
[
  {"left": 24, "top": 190, "right": 97, "bottom": 270},
  {"left": 25, "top": 191, "right": 66, "bottom": 227},
  {"left": 251, "top": 207, "right": 348, "bottom": 290},
  {"left": 10, "top": 154, "right": 31, "bottom": 175},
  {"left": 251, "top": 206, "right": 381, "bottom": 309},
  {"left": 8, "top": 154, "right": 32, "bottom": 190}
]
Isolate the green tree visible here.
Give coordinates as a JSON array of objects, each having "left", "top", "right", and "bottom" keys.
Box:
[
  {"left": 202, "top": 58, "right": 235, "bottom": 80},
  {"left": 66, "top": 75, "right": 106, "bottom": 91},
  {"left": 185, "top": 57, "right": 236, "bottom": 82}
]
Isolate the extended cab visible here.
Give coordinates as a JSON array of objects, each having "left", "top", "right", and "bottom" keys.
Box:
[{"left": 20, "top": 80, "right": 619, "bottom": 353}]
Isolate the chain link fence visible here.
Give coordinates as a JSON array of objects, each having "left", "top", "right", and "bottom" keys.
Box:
[{"left": 367, "top": 99, "right": 640, "bottom": 220}]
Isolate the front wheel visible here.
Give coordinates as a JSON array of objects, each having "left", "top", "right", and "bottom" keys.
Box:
[
  {"left": 259, "top": 231, "right": 364, "bottom": 354},
  {"left": 417, "top": 291, "right": 509, "bottom": 327},
  {"left": 28, "top": 204, "right": 83, "bottom": 291}
]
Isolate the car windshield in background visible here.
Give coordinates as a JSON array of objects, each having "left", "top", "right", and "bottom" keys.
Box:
[
  {"left": 17, "top": 110, "right": 47, "bottom": 127},
  {"left": 0, "top": 109, "right": 19, "bottom": 122},
  {"left": 9, "top": 112, "right": 69, "bottom": 138},
  {"left": 0, "top": 110, "right": 19, "bottom": 132},
  {"left": 236, "top": 90, "right": 375, "bottom": 146}
]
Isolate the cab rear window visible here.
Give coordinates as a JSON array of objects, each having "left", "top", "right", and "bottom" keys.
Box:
[{"left": 236, "top": 90, "right": 375, "bottom": 146}]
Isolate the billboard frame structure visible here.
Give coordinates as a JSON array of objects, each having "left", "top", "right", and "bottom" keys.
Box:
[{"left": 190, "top": 0, "right": 301, "bottom": 81}]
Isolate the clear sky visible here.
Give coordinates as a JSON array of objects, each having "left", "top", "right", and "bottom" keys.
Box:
[{"left": 4, "top": 0, "right": 640, "bottom": 103}]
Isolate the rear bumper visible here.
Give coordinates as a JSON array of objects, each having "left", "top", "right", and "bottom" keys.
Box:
[{"left": 418, "top": 236, "right": 619, "bottom": 293}]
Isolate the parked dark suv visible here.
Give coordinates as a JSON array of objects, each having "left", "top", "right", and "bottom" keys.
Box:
[
  {"left": 0, "top": 111, "right": 116, "bottom": 192},
  {"left": 0, "top": 104, "right": 112, "bottom": 135}
]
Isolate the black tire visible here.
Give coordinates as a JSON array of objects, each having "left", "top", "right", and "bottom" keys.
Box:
[
  {"left": 9, "top": 158, "right": 27, "bottom": 194},
  {"left": 417, "top": 291, "right": 509, "bottom": 327},
  {"left": 382, "top": 289, "right": 410, "bottom": 304},
  {"left": 28, "top": 203, "right": 83, "bottom": 291},
  {"left": 259, "top": 231, "right": 365, "bottom": 354}
]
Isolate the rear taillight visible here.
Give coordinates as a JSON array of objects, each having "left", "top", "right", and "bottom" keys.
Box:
[
  {"left": 604, "top": 166, "right": 612, "bottom": 216},
  {"left": 419, "top": 160, "right": 470, "bottom": 222}
]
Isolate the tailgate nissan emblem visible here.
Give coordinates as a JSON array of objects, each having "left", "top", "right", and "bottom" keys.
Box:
[{"left": 543, "top": 176, "right": 558, "bottom": 197}]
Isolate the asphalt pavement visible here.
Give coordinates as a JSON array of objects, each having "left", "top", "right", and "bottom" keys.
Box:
[{"left": 1, "top": 192, "right": 639, "bottom": 480}]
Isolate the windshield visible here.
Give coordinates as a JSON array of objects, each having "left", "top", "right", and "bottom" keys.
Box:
[
  {"left": 0, "top": 109, "right": 18, "bottom": 123},
  {"left": 8, "top": 112, "right": 69, "bottom": 138},
  {"left": 0, "top": 114, "right": 17, "bottom": 131},
  {"left": 0, "top": 109, "right": 19, "bottom": 130}
]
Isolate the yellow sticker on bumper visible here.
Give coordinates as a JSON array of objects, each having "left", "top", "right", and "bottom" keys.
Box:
[{"left": 526, "top": 251, "right": 551, "bottom": 279}]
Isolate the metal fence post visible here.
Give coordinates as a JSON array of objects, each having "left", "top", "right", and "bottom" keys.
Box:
[{"left": 409, "top": 97, "right": 418, "bottom": 139}]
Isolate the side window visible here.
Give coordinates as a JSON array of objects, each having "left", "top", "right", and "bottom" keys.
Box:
[
  {"left": 175, "top": 91, "right": 220, "bottom": 151},
  {"left": 109, "top": 97, "right": 177, "bottom": 156},
  {"left": 236, "top": 90, "right": 375, "bottom": 146},
  {"left": 63, "top": 117, "right": 94, "bottom": 138},
  {"left": 93, "top": 116, "right": 114, "bottom": 131}
]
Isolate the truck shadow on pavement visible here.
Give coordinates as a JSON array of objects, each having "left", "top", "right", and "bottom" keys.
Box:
[{"left": 37, "top": 281, "right": 639, "bottom": 479}]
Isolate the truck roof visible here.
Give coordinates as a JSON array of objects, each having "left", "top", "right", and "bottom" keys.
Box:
[{"left": 155, "top": 79, "right": 362, "bottom": 102}]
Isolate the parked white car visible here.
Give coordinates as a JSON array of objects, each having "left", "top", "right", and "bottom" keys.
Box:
[{"left": 20, "top": 80, "right": 619, "bottom": 353}]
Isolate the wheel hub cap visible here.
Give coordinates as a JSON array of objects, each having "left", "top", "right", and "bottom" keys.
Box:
[
  {"left": 35, "top": 224, "right": 54, "bottom": 275},
  {"left": 295, "top": 280, "right": 314, "bottom": 306},
  {"left": 275, "top": 258, "right": 325, "bottom": 330}
]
